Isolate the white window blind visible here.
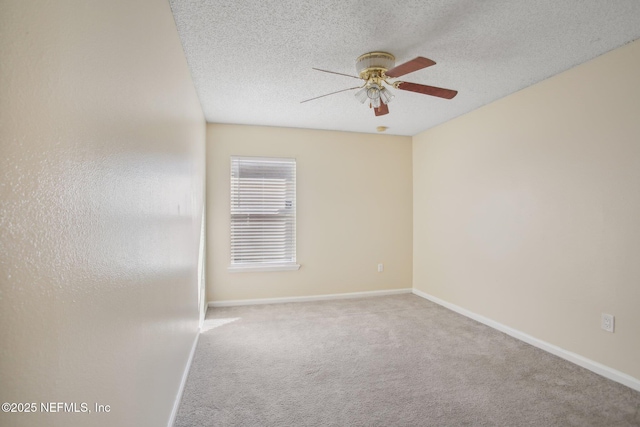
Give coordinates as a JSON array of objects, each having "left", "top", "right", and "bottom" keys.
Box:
[{"left": 230, "top": 156, "right": 297, "bottom": 270}]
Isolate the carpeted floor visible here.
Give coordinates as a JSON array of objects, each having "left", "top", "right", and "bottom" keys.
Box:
[{"left": 174, "top": 294, "right": 640, "bottom": 426}]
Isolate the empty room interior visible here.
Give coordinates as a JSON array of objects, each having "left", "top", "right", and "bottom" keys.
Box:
[{"left": 2, "top": 1, "right": 640, "bottom": 426}]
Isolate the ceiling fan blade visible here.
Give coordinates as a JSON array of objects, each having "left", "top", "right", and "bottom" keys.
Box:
[
  {"left": 374, "top": 103, "right": 389, "bottom": 116},
  {"left": 312, "top": 68, "right": 362, "bottom": 80},
  {"left": 396, "top": 82, "right": 458, "bottom": 99},
  {"left": 300, "top": 86, "right": 361, "bottom": 103},
  {"left": 385, "top": 57, "right": 436, "bottom": 78}
]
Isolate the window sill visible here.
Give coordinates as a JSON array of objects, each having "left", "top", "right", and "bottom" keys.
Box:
[{"left": 228, "top": 263, "right": 301, "bottom": 273}]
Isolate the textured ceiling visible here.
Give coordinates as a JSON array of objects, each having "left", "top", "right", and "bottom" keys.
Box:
[{"left": 169, "top": 0, "right": 640, "bottom": 136}]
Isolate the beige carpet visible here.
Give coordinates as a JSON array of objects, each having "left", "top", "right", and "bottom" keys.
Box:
[{"left": 175, "top": 294, "right": 640, "bottom": 426}]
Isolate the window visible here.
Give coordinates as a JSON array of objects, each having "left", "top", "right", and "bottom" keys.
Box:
[{"left": 229, "top": 156, "right": 299, "bottom": 272}]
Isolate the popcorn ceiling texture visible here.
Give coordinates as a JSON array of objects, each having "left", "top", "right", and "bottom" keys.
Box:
[{"left": 169, "top": 0, "right": 640, "bottom": 136}]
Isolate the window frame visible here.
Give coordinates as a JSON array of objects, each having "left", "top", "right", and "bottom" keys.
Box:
[{"left": 228, "top": 156, "right": 300, "bottom": 273}]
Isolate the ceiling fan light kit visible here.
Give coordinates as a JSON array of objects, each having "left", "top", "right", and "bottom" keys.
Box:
[
  {"left": 302, "top": 51, "right": 458, "bottom": 117},
  {"left": 379, "top": 86, "right": 394, "bottom": 104},
  {"left": 355, "top": 83, "right": 390, "bottom": 109},
  {"left": 355, "top": 52, "right": 396, "bottom": 110}
]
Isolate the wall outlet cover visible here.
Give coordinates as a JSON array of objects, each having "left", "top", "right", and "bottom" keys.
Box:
[{"left": 601, "top": 313, "right": 615, "bottom": 333}]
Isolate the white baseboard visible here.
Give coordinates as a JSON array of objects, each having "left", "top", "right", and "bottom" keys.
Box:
[
  {"left": 412, "top": 288, "right": 640, "bottom": 393},
  {"left": 208, "top": 288, "right": 413, "bottom": 308},
  {"left": 168, "top": 330, "right": 200, "bottom": 427}
]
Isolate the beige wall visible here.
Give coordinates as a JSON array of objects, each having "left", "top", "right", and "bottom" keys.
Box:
[
  {"left": 0, "top": 2, "right": 204, "bottom": 427},
  {"left": 208, "top": 124, "right": 412, "bottom": 301},
  {"left": 413, "top": 39, "right": 640, "bottom": 380}
]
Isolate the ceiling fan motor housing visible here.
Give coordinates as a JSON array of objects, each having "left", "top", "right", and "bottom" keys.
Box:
[{"left": 356, "top": 52, "right": 395, "bottom": 80}]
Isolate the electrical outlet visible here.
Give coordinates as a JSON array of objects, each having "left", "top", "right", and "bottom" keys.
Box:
[
  {"left": 377, "top": 263, "right": 384, "bottom": 273},
  {"left": 601, "top": 313, "right": 614, "bottom": 333}
]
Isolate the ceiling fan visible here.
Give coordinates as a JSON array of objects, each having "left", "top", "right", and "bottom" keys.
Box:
[{"left": 301, "top": 52, "right": 458, "bottom": 116}]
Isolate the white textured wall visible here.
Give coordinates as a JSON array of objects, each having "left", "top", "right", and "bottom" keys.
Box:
[
  {"left": 208, "top": 124, "right": 412, "bottom": 302},
  {"left": 0, "top": 1, "right": 205, "bottom": 426},
  {"left": 413, "top": 39, "right": 640, "bottom": 380}
]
